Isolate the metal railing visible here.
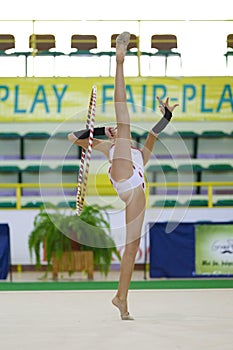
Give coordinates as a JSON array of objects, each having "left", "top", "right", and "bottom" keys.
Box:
[{"left": 0, "top": 181, "right": 233, "bottom": 209}]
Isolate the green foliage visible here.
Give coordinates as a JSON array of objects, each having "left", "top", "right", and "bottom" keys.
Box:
[{"left": 28, "top": 203, "right": 120, "bottom": 276}]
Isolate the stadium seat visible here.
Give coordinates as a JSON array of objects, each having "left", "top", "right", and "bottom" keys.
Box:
[
  {"left": 42, "top": 132, "right": 80, "bottom": 160},
  {"left": 27, "top": 34, "right": 64, "bottom": 76},
  {"left": 0, "top": 34, "right": 27, "bottom": 76},
  {"left": 0, "top": 132, "right": 21, "bottom": 159},
  {"left": 57, "top": 201, "right": 76, "bottom": 209},
  {"left": 0, "top": 166, "right": 20, "bottom": 196},
  {"left": 22, "top": 201, "right": 52, "bottom": 209},
  {"left": 224, "top": 34, "right": 233, "bottom": 67},
  {"left": 141, "top": 34, "right": 181, "bottom": 76},
  {"left": 185, "top": 199, "right": 208, "bottom": 207},
  {"left": 99, "top": 33, "right": 139, "bottom": 76},
  {"left": 197, "top": 131, "right": 233, "bottom": 158},
  {"left": 69, "top": 34, "right": 98, "bottom": 56},
  {"left": 0, "top": 201, "right": 16, "bottom": 209},
  {"left": 152, "top": 199, "right": 180, "bottom": 207},
  {"left": 22, "top": 132, "right": 50, "bottom": 159},
  {"left": 201, "top": 164, "right": 233, "bottom": 195},
  {"left": 214, "top": 199, "right": 233, "bottom": 207}
]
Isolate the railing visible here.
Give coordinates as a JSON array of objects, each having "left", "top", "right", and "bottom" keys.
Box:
[{"left": 0, "top": 181, "right": 233, "bottom": 209}]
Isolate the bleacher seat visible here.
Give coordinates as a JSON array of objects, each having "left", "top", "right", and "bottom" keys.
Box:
[
  {"left": 0, "top": 166, "right": 20, "bottom": 196},
  {"left": 21, "top": 165, "right": 77, "bottom": 196},
  {"left": 57, "top": 201, "right": 76, "bottom": 209},
  {"left": 214, "top": 199, "right": 233, "bottom": 207},
  {"left": 0, "top": 201, "right": 16, "bottom": 208},
  {"left": 140, "top": 131, "right": 195, "bottom": 159},
  {"left": 197, "top": 131, "right": 233, "bottom": 158},
  {"left": 152, "top": 199, "right": 180, "bottom": 207},
  {"left": 201, "top": 164, "right": 233, "bottom": 194},
  {"left": 22, "top": 132, "right": 50, "bottom": 159},
  {"left": 42, "top": 132, "right": 80, "bottom": 160},
  {"left": 185, "top": 199, "right": 208, "bottom": 207},
  {"left": 0, "top": 132, "right": 21, "bottom": 159}
]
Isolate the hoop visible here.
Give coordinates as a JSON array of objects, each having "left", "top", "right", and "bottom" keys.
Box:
[{"left": 76, "top": 86, "right": 97, "bottom": 216}]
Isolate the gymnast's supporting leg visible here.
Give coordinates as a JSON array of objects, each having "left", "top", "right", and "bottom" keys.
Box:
[{"left": 111, "top": 32, "right": 146, "bottom": 320}]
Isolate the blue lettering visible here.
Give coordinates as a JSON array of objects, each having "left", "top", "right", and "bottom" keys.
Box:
[
  {"left": 30, "top": 85, "right": 49, "bottom": 113},
  {"left": 126, "top": 85, "right": 136, "bottom": 112},
  {"left": 102, "top": 85, "right": 114, "bottom": 112},
  {"left": 216, "top": 84, "right": 233, "bottom": 112},
  {"left": 141, "top": 85, "right": 146, "bottom": 112},
  {"left": 14, "top": 85, "right": 26, "bottom": 113},
  {"left": 0, "top": 85, "right": 9, "bottom": 102},
  {"left": 201, "top": 85, "right": 213, "bottom": 113},
  {"left": 52, "top": 85, "right": 68, "bottom": 113},
  {"left": 182, "top": 85, "right": 196, "bottom": 112}
]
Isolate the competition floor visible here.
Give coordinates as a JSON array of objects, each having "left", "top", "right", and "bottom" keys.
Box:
[{"left": 0, "top": 275, "right": 233, "bottom": 350}]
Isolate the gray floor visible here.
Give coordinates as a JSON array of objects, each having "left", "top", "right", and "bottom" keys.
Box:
[{"left": 0, "top": 288, "right": 232, "bottom": 350}]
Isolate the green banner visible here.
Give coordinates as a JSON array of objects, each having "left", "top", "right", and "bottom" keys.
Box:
[{"left": 195, "top": 224, "right": 233, "bottom": 275}]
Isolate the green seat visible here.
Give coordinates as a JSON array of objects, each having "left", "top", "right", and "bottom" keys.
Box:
[
  {"left": 207, "top": 164, "right": 233, "bottom": 171},
  {"left": 0, "top": 166, "right": 20, "bottom": 173},
  {"left": 55, "top": 165, "right": 79, "bottom": 172},
  {"left": 0, "top": 202, "right": 16, "bottom": 208},
  {"left": 152, "top": 199, "right": 179, "bottom": 207},
  {"left": 22, "top": 201, "right": 52, "bottom": 208},
  {"left": 200, "top": 131, "right": 229, "bottom": 138},
  {"left": 185, "top": 199, "right": 208, "bottom": 207},
  {"left": 23, "top": 165, "right": 51, "bottom": 173},
  {"left": 174, "top": 131, "right": 199, "bottom": 138},
  {"left": 23, "top": 132, "right": 50, "bottom": 139},
  {"left": 57, "top": 201, "right": 76, "bottom": 209},
  {"left": 51, "top": 132, "right": 68, "bottom": 139},
  {"left": 146, "top": 164, "right": 176, "bottom": 173},
  {"left": 178, "top": 164, "right": 205, "bottom": 172},
  {"left": 214, "top": 199, "right": 233, "bottom": 207},
  {"left": 0, "top": 132, "right": 21, "bottom": 139}
]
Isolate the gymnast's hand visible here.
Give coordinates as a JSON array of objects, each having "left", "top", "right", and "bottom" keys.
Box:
[
  {"left": 105, "top": 126, "right": 117, "bottom": 140},
  {"left": 157, "top": 96, "right": 179, "bottom": 116}
]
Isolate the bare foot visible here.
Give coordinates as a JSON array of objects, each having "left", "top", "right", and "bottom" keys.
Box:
[
  {"left": 116, "top": 31, "right": 130, "bottom": 63},
  {"left": 112, "top": 295, "right": 134, "bottom": 320}
]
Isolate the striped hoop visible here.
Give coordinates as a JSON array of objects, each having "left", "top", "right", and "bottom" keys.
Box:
[{"left": 76, "top": 86, "right": 97, "bottom": 216}]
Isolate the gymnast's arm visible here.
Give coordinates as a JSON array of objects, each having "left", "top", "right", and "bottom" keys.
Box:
[
  {"left": 141, "top": 96, "right": 179, "bottom": 165},
  {"left": 67, "top": 127, "right": 112, "bottom": 158}
]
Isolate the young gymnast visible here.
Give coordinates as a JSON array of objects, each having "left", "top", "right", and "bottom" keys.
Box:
[{"left": 68, "top": 32, "right": 178, "bottom": 320}]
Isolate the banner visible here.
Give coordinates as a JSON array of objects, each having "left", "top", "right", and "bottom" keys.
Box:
[
  {"left": 149, "top": 222, "right": 195, "bottom": 278},
  {"left": 195, "top": 224, "right": 233, "bottom": 276},
  {"left": 0, "top": 223, "right": 10, "bottom": 280},
  {"left": 149, "top": 221, "right": 233, "bottom": 278},
  {"left": 0, "top": 77, "right": 232, "bottom": 122}
]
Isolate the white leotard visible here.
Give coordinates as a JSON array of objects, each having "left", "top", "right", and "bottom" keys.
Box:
[{"left": 108, "top": 145, "right": 145, "bottom": 195}]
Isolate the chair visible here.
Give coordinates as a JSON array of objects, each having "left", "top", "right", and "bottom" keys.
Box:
[
  {"left": 28, "top": 34, "right": 64, "bottom": 76},
  {"left": 69, "top": 34, "right": 98, "bottom": 56},
  {"left": 99, "top": 33, "right": 139, "bottom": 76},
  {"left": 144, "top": 34, "right": 181, "bottom": 75},
  {"left": 197, "top": 130, "right": 233, "bottom": 159},
  {"left": 22, "top": 132, "right": 50, "bottom": 159},
  {"left": 0, "top": 34, "right": 15, "bottom": 54},
  {"left": 29, "top": 34, "right": 63, "bottom": 56},
  {"left": 111, "top": 33, "right": 139, "bottom": 52},
  {"left": 0, "top": 34, "right": 29, "bottom": 76},
  {"left": 0, "top": 132, "right": 21, "bottom": 160},
  {"left": 224, "top": 34, "right": 233, "bottom": 67},
  {"left": 0, "top": 166, "right": 21, "bottom": 196},
  {"left": 67, "top": 34, "right": 99, "bottom": 76}
]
